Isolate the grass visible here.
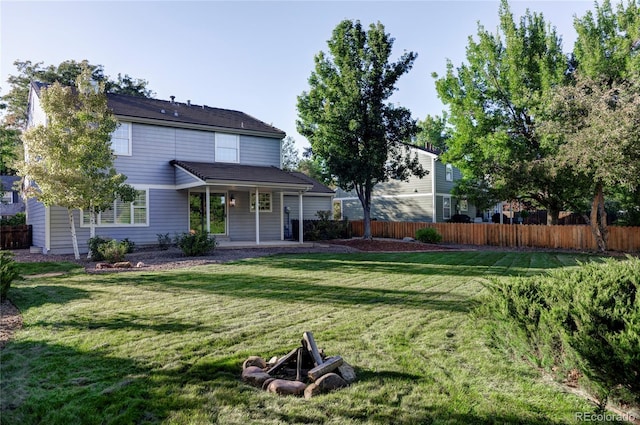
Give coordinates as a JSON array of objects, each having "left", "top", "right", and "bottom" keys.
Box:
[{"left": 0, "top": 251, "right": 626, "bottom": 424}]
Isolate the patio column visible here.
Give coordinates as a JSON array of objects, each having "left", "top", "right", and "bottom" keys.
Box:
[
  {"left": 205, "top": 186, "right": 211, "bottom": 233},
  {"left": 255, "top": 187, "right": 260, "bottom": 245},
  {"left": 298, "top": 191, "right": 304, "bottom": 243}
]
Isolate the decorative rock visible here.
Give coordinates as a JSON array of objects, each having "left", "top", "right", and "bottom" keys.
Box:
[
  {"left": 266, "top": 379, "right": 306, "bottom": 396},
  {"left": 136, "top": 262, "right": 145, "bottom": 268},
  {"left": 403, "top": 237, "right": 416, "bottom": 242},
  {"left": 113, "top": 261, "right": 132, "bottom": 269},
  {"left": 315, "top": 373, "right": 347, "bottom": 391},
  {"left": 337, "top": 361, "right": 357, "bottom": 384},
  {"left": 95, "top": 263, "right": 113, "bottom": 269},
  {"left": 241, "top": 366, "right": 271, "bottom": 387},
  {"left": 243, "top": 356, "right": 267, "bottom": 370},
  {"left": 304, "top": 383, "right": 322, "bottom": 399}
]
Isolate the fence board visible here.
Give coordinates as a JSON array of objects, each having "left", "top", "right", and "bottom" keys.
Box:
[
  {"left": 348, "top": 221, "right": 639, "bottom": 252},
  {"left": 1, "top": 225, "right": 32, "bottom": 250}
]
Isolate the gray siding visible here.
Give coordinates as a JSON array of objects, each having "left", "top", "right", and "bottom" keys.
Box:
[
  {"left": 239, "top": 135, "right": 281, "bottom": 167},
  {"left": 339, "top": 196, "right": 434, "bottom": 222},
  {"left": 26, "top": 198, "right": 46, "bottom": 249},
  {"left": 175, "top": 167, "right": 201, "bottom": 186},
  {"left": 48, "top": 206, "right": 88, "bottom": 255},
  {"left": 115, "top": 124, "right": 176, "bottom": 185},
  {"left": 175, "top": 129, "right": 215, "bottom": 163},
  {"left": 283, "top": 195, "right": 332, "bottom": 221},
  {"left": 228, "top": 191, "right": 281, "bottom": 241}
]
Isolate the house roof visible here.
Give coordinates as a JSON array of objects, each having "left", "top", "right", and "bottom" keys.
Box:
[
  {"left": 171, "top": 160, "right": 314, "bottom": 190},
  {"left": 287, "top": 171, "right": 334, "bottom": 194},
  {"left": 31, "top": 81, "right": 286, "bottom": 138}
]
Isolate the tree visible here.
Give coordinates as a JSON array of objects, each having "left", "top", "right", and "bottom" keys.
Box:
[
  {"left": 1, "top": 59, "right": 153, "bottom": 129},
  {"left": 542, "top": 77, "right": 640, "bottom": 250},
  {"left": 18, "top": 65, "right": 135, "bottom": 259},
  {"left": 297, "top": 147, "right": 335, "bottom": 188},
  {"left": 0, "top": 125, "right": 20, "bottom": 175},
  {"left": 415, "top": 113, "right": 449, "bottom": 151},
  {"left": 280, "top": 136, "right": 300, "bottom": 171},
  {"left": 434, "top": 0, "right": 589, "bottom": 224},
  {"left": 297, "top": 19, "right": 425, "bottom": 239}
]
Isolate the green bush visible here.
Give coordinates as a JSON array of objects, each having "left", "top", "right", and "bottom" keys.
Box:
[
  {"left": 415, "top": 227, "right": 442, "bottom": 244},
  {"left": 88, "top": 236, "right": 111, "bottom": 261},
  {"left": 0, "top": 251, "right": 20, "bottom": 302},
  {"left": 480, "top": 256, "right": 640, "bottom": 407},
  {"left": 157, "top": 233, "right": 171, "bottom": 250},
  {"left": 175, "top": 231, "right": 217, "bottom": 256},
  {"left": 303, "top": 211, "right": 350, "bottom": 241},
  {"left": 0, "top": 213, "right": 26, "bottom": 226},
  {"left": 97, "top": 240, "right": 129, "bottom": 263},
  {"left": 121, "top": 238, "right": 136, "bottom": 254}
]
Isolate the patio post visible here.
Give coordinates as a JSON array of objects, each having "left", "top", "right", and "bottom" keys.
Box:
[
  {"left": 255, "top": 187, "right": 260, "bottom": 245},
  {"left": 298, "top": 191, "right": 303, "bottom": 243}
]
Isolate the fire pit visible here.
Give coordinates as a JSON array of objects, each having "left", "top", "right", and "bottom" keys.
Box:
[{"left": 241, "top": 331, "right": 356, "bottom": 398}]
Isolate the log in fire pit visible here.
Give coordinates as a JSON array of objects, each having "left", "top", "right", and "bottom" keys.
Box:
[{"left": 241, "top": 331, "right": 356, "bottom": 398}]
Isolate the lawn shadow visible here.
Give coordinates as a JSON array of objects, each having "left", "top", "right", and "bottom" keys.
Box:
[{"left": 9, "top": 284, "right": 91, "bottom": 311}]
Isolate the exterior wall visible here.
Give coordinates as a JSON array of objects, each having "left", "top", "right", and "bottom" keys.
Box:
[
  {"left": 175, "top": 167, "right": 202, "bottom": 187},
  {"left": 240, "top": 135, "right": 281, "bottom": 167},
  {"left": 228, "top": 191, "right": 281, "bottom": 241},
  {"left": 338, "top": 196, "right": 435, "bottom": 222},
  {"left": 283, "top": 195, "right": 332, "bottom": 221},
  {"left": 26, "top": 198, "right": 46, "bottom": 250}
]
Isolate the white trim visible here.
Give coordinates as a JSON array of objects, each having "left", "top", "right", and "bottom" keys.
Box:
[
  {"left": 280, "top": 192, "right": 284, "bottom": 240},
  {"left": 283, "top": 191, "right": 334, "bottom": 197},
  {"left": 336, "top": 193, "right": 433, "bottom": 202},
  {"left": 255, "top": 188, "right": 260, "bottom": 244},
  {"left": 45, "top": 205, "right": 51, "bottom": 253},
  {"left": 432, "top": 156, "right": 437, "bottom": 223}
]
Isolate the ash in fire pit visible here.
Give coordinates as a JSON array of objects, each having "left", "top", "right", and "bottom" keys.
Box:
[{"left": 241, "top": 331, "right": 356, "bottom": 398}]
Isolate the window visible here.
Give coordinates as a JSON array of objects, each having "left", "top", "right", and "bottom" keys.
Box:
[
  {"left": 81, "top": 189, "right": 148, "bottom": 226},
  {"left": 111, "top": 122, "right": 131, "bottom": 156},
  {"left": 250, "top": 192, "right": 272, "bottom": 212},
  {"left": 215, "top": 133, "right": 239, "bottom": 163},
  {"left": 459, "top": 199, "right": 468, "bottom": 212},
  {"left": 445, "top": 163, "right": 453, "bottom": 181},
  {"left": 443, "top": 195, "right": 451, "bottom": 220},
  {"left": 2, "top": 191, "right": 13, "bottom": 204}
]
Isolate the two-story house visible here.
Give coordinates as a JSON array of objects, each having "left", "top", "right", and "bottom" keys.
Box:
[
  {"left": 25, "top": 82, "right": 334, "bottom": 255},
  {"left": 334, "top": 145, "right": 476, "bottom": 223}
]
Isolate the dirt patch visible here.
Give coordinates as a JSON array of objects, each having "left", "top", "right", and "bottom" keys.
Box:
[{"left": 0, "top": 300, "right": 23, "bottom": 350}]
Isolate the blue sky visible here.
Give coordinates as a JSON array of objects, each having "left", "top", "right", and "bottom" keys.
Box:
[{"left": 1, "top": 1, "right": 595, "bottom": 152}]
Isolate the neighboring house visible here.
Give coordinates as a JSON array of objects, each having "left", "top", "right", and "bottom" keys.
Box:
[
  {"left": 25, "top": 82, "right": 334, "bottom": 254},
  {"left": 0, "top": 175, "right": 25, "bottom": 218},
  {"left": 334, "top": 145, "right": 477, "bottom": 223}
]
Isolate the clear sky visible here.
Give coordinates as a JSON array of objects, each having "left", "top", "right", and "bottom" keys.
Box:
[{"left": 1, "top": 1, "right": 595, "bottom": 153}]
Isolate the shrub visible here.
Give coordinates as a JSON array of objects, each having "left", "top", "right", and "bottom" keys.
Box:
[
  {"left": 97, "top": 239, "right": 129, "bottom": 263},
  {"left": 0, "top": 212, "right": 26, "bottom": 226},
  {"left": 415, "top": 227, "right": 442, "bottom": 244},
  {"left": 302, "top": 211, "right": 350, "bottom": 241},
  {"left": 0, "top": 251, "right": 20, "bottom": 302},
  {"left": 121, "top": 238, "right": 136, "bottom": 253},
  {"left": 88, "top": 236, "right": 111, "bottom": 261},
  {"left": 157, "top": 233, "right": 171, "bottom": 250},
  {"left": 480, "top": 256, "right": 640, "bottom": 408},
  {"left": 175, "top": 231, "right": 217, "bottom": 256}
]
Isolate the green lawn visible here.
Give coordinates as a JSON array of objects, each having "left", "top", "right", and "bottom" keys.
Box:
[{"left": 0, "top": 251, "right": 624, "bottom": 424}]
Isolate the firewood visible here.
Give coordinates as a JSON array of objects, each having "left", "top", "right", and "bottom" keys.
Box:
[
  {"left": 266, "top": 347, "right": 299, "bottom": 376},
  {"left": 302, "top": 331, "right": 323, "bottom": 366},
  {"left": 296, "top": 345, "right": 303, "bottom": 381},
  {"left": 308, "top": 356, "right": 343, "bottom": 381}
]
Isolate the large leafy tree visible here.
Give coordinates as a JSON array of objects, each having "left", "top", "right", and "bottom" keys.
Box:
[
  {"left": 18, "top": 65, "right": 135, "bottom": 259},
  {"left": 1, "top": 59, "right": 153, "bottom": 129},
  {"left": 542, "top": 75, "right": 640, "bottom": 251},
  {"left": 434, "top": 0, "right": 588, "bottom": 224},
  {"left": 280, "top": 136, "right": 300, "bottom": 171},
  {"left": 297, "top": 19, "right": 425, "bottom": 239}
]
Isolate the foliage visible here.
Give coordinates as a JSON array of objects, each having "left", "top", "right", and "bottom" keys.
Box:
[
  {"left": 97, "top": 239, "right": 129, "bottom": 263},
  {"left": 0, "top": 251, "right": 20, "bottom": 302},
  {"left": 434, "top": 0, "right": 588, "bottom": 224},
  {"left": 0, "top": 125, "right": 21, "bottom": 175},
  {"left": 297, "top": 147, "right": 334, "bottom": 188},
  {"left": 156, "top": 233, "right": 172, "bottom": 250},
  {"left": 1, "top": 59, "right": 153, "bottom": 129},
  {"left": 303, "top": 210, "right": 350, "bottom": 241},
  {"left": 480, "top": 257, "right": 640, "bottom": 408},
  {"left": 174, "top": 231, "right": 217, "bottom": 256},
  {"left": 17, "top": 64, "right": 135, "bottom": 259},
  {"left": 415, "top": 113, "right": 449, "bottom": 151},
  {"left": 87, "top": 236, "right": 111, "bottom": 261},
  {"left": 280, "top": 136, "right": 299, "bottom": 171},
  {"left": 0, "top": 212, "right": 26, "bottom": 226},
  {"left": 297, "top": 19, "right": 425, "bottom": 239},
  {"left": 121, "top": 238, "right": 135, "bottom": 254},
  {"left": 415, "top": 227, "right": 442, "bottom": 244}
]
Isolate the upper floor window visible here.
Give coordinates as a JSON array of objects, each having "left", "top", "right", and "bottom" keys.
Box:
[
  {"left": 445, "top": 163, "right": 453, "bottom": 181},
  {"left": 81, "top": 189, "right": 148, "bottom": 227},
  {"left": 250, "top": 192, "right": 272, "bottom": 212},
  {"left": 216, "top": 133, "right": 239, "bottom": 163},
  {"left": 111, "top": 122, "right": 131, "bottom": 156}
]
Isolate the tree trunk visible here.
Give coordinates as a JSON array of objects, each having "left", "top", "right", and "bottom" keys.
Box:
[
  {"left": 547, "top": 209, "right": 560, "bottom": 226},
  {"left": 68, "top": 209, "right": 80, "bottom": 260},
  {"left": 589, "top": 184, "right": 608, "bottom": 252},
  {"left": 88, "top": 203, "right": 96, "bottom": 259},
  {"left": 362, "top": 204, "right": 372, "bottom": 240}
]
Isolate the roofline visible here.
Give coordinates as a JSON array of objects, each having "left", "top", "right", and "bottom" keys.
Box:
[
  {"left": 114, "top": 114, "right": 286, "bottom": 139},
  {"left": 204, "top": 178, "right": 312, "bottom": 191}
]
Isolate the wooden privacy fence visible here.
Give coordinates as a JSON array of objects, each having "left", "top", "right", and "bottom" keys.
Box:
[
  {"left": 1, "top": 225, "right": 32, "bottom": 250},
  {"left": 349, "top": 221, "right": 640, "bottom": 252}
]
